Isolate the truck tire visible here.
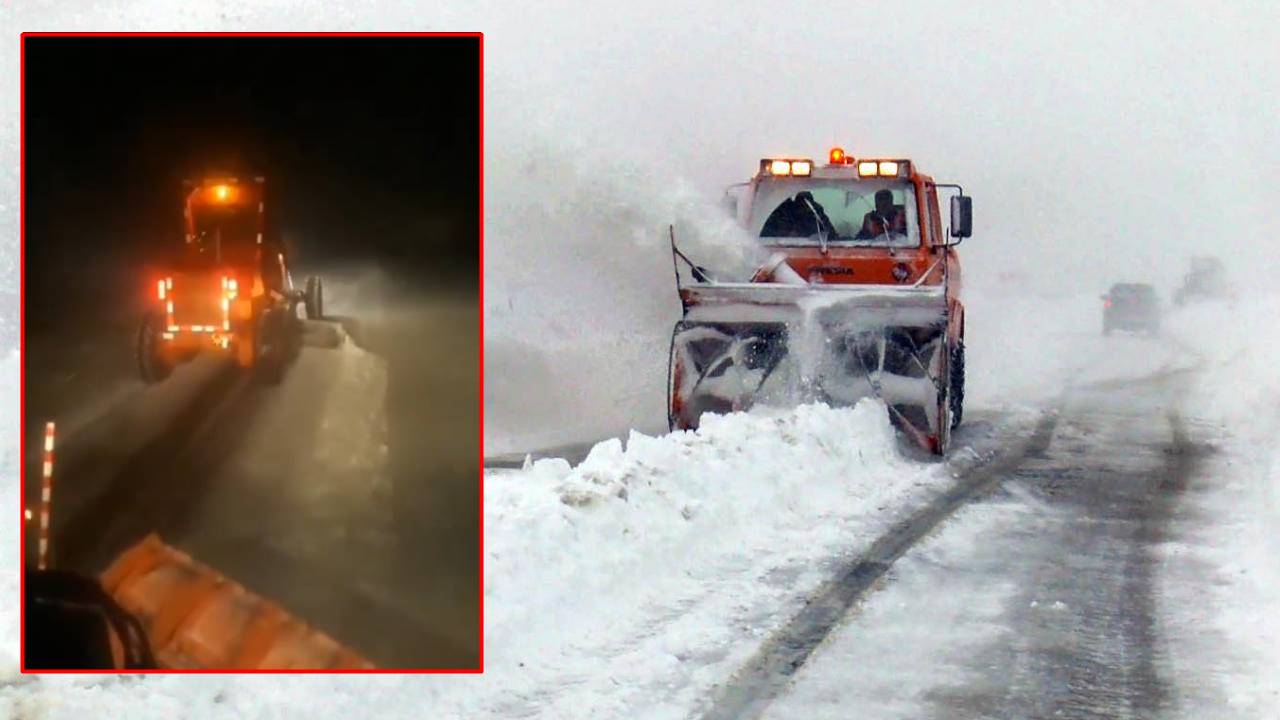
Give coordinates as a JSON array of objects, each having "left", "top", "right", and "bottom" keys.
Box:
[
  {"left": 136, "top": 312, "right": 172, "bottom": 384},
  {"left": 305, "top": 276, "right": 324, "bottom": 320},
  {"left": 949, "top": 339, "right": 965, "bottom": 430}
]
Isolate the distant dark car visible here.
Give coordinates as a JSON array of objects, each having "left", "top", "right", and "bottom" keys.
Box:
[
  {"left": 1174, "top": 256, "right": 1231, "bottom": 306},
  {"left": 1102, "top": 283, "right": 1160, "bottom": 336}
]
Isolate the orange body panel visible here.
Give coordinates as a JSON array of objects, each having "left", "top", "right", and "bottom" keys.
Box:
[{"left": 101, "top": 534, "right": 373, "bottom": 670}]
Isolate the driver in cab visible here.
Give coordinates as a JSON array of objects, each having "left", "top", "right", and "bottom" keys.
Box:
[{"left": 856, "top": 189, "right": 906, "bottom": 239}]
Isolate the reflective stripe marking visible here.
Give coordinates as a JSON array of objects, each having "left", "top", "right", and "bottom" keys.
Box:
[{"left": 39, "top": 421, "right": 54, "bottom": 570}]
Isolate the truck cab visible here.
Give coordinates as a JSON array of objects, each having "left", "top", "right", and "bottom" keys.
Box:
[{"left": 670, "top": 148, "right": 973, "bottom": 453}]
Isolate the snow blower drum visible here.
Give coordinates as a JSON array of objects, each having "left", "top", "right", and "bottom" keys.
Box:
[{"left": 669, "top": 284, "right": 952, "bottom": 452}]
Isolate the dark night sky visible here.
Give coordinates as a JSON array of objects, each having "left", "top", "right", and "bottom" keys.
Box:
[{"left": 24, "top": 35, "right": 479, "bottom": 306}]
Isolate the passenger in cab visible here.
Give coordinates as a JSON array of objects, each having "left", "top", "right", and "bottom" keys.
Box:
[{"left": 856, "top": 189, "right": 906, "bottom": 239}]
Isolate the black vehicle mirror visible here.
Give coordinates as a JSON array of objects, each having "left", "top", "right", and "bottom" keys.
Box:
[
  {"left": 950, "top": 195, "right": 973, "bottom": 239},
  {"left": 722, "top": 182, "right": 750, "bottom": 223}
]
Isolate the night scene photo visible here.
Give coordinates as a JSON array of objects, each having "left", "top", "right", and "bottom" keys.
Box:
[{"left": 21, "top": 33, "right": 480, "bottom": 671}]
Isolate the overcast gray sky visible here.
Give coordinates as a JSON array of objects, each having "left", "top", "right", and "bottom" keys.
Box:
[{"left": 476, "top": 0, "right": 1278, "bottom": 298}]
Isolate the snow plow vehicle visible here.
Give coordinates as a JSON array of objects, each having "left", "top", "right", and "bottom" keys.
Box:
[
  {"left": 136, "top": 175, "right": 324, "bottom": 384},
  {"left": 668, "top": 149, "right": 972, "bottom": 454}
]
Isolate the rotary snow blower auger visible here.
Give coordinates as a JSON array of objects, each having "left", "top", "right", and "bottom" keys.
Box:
[{"left": 667, "top": 150, "right": 973, "bottom": 455}]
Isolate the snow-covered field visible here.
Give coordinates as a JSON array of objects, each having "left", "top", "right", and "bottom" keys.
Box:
[
  {"left": 0, "top": 350, "right": 17, "bottom": 672},
  {"left": 1155, "top": 296, "right": 1280, "bottom": 717}
]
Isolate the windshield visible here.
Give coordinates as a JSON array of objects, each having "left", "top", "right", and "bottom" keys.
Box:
[
  {"left": 192, "top": 206, "right": 259, "bottom": 248},
  {"left": 750, "top": 179, "right": 919, "bottom": 248}
]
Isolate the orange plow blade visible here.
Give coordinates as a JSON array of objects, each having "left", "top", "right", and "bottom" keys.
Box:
[{"left": 101, "top": 534, "right": 373, "bottom": 670}]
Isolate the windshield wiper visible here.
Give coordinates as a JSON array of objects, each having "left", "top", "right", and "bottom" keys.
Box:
[{"left": 799, "top": 195, "right": 829, "bottom": 253}]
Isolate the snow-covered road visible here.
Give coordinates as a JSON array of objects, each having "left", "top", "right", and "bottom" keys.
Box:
[
  {"left": 759, "top": 366, "right": 1204, "bottom": 719},
  {"left": 467, "top": 294, "right": 1278, "bottom": 719}
]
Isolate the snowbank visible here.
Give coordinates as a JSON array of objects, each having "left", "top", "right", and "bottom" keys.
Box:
[
  {"left": 0, "top": 350, "right": 17, "bottom": 671},
  {"left": 473, "top": 401, "right": 948, "bottom": 717}
]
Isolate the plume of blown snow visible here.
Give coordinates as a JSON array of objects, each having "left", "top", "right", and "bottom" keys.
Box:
[{"left": 484, "top": 114, "right": 761, "bottom": 452}]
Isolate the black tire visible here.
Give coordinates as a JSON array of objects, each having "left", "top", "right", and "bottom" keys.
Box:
[
  {"left": 305, "top": 276, "right": 324, "bottom": 320},
  {"left": 136, "top": 313, "right": 172, "bottom": 384},
  {"left": 949, "top": 339, "right": 965, "bottom": 431}
]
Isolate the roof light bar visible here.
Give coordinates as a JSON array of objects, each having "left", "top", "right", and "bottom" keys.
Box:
[
  {"left": 857, "top": 159, "right": 905, "bottom": 177},
  {"left": 761, "top": 158, "right": 816, "bottom": 177}
]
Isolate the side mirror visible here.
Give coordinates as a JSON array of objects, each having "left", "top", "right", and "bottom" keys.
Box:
[
  {"left": 950, "top": 195, "right": 973, "bottom": 239},
  {"left": 721, "top": 185, "right": 742, "bottom": 217},
  {"left": 722, "top": 194, "right": 738, "bottom": 219}
]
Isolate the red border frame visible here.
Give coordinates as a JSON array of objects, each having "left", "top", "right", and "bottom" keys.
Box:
[{"left": 18, "top": 31, "right": 485, "bottom": 674}]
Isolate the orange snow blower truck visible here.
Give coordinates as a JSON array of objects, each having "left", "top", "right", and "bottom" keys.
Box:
[
  {"left": 668, "top": 149, "right": 973, "bottom": 454},
  {"left": 137, "top": 176, "right": 324, "bottom": 384}
]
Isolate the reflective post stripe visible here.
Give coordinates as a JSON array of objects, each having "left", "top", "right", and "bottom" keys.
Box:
[{"left": 38, "top": 421, "right": 55, "bottom": 570}]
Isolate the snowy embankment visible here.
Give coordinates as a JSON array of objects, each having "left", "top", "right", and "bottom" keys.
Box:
[
  {"left": 476, "top": 401, "right": 949, "bottom": 717},
  {"left": 0, "top": 350, "right": 17, "bottom": 672},
  {"left": 1155, "top": 295, "right": 1280, "bottom": 717}
]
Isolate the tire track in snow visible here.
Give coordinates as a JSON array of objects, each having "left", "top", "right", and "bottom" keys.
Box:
[{"left": 698, "top": 408, "right": 1062, "bottom": 720}]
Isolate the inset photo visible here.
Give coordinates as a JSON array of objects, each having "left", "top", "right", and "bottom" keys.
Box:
[{"left": 21, "top": 33, "right": 480, "bottom": 671}]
